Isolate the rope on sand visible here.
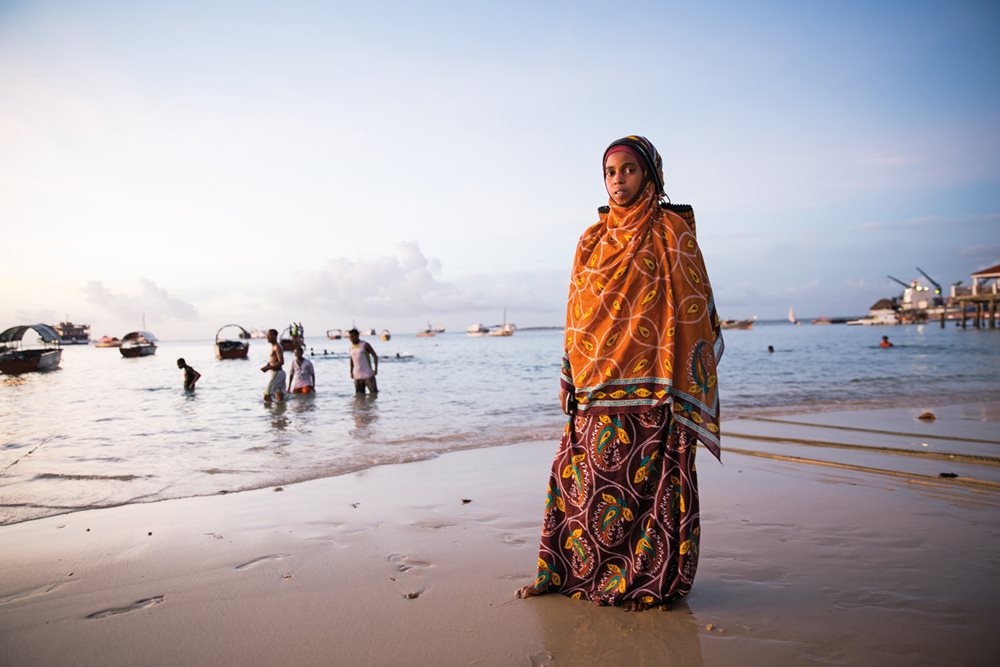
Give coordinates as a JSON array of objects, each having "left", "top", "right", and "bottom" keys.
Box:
[
  {"left": 744, "top": 417, "right": 1000, "bottom": 446},
  {"left": 726, "top": 432, "right": 1000, "bottom": 467},
  {"left": 722, "top": 446, "right": 1000, "bottom": 492}
]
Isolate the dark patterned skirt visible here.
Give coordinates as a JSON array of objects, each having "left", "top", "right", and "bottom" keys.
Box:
[{"left": 528, "top": 406, "right": 700, "bottom": 606}]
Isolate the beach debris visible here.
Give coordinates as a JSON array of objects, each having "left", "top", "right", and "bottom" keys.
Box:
[
  {"left": 705, "top": 623, "right": 714, "bottom": 631},
  {"left": 282, "top": 573, "right": 292, "bottom": 580},
  {"left": 351, "top": 502, "right": 360, "bottom": 508},
  {"left": 939, "top": 472, "right": 959, "bottom": 479},
  {"left": 918, "top": 411, "right": 936, "bottom": 421},
  {"left": 404, "top": 591, "right": 421, "bottom": 599},
  {"left": 274, "top": 486, "right": 284, "bottom": 492},
  {"left": 921, "top": 443, "right": 929, "bottom": 447},
  {"left": 461, "top": 498, "right": 472, "bottom": 504},
  {"left": 205, "top": 532, "right": 223, "bottom": 540},
  {"left": 86, "top": 528, "right": 90, "bottom": 532},
  {"left": 147, "top": 531, "right": 152, "bottom": 536}
]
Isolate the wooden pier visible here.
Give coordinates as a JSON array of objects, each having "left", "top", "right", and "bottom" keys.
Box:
[{"left": 953, "top": 263, "right": 1000, "bottom": 329}]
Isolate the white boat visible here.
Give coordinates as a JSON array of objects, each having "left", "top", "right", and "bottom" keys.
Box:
[
  {"left": 846, "top": 298, "right": 899, "bottom": 326},
  {"left": 467, "top": 323, "right": 489, "bottom": 336},
  {"left": 788, "top": 306, "right": 798, "bottom": 325},
  {"left": 488, "top": 309, "right": 516, "bottom": 337}
]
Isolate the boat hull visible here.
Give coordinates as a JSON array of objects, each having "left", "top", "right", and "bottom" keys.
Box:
[
  {"left": 0, "top": 349, "right": 63, "bottom": 374},
  {"left": 216, "top": 342, "right": 249, "bottom": 360},
  {"left": 120, "top": 344, "right": 156, "bottom": 358}
]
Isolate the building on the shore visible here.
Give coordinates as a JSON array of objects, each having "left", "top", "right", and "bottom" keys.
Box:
[{"left": 954, "top": 263, "right": 1000, "bottom": 329}]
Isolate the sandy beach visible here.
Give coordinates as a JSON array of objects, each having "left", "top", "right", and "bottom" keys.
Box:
[{"left": 2, "top": 401, "right": 999, "bottom": 666}]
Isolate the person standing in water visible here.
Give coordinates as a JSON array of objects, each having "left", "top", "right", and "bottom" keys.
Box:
[
  {"left": 517, "top": 136, "right": 723, "bottom": 611},
  {"left": 347, "top": 328, "right": 379, "bottom": 395},
  {"left": 287, "top": 346, "right": 316, "bottom": 394},
  {"left": 261, "top": 328, "right": 286, "bottom": 403},
  {"left": 176, "top": 358, "right": 201, "bottom": 391}
]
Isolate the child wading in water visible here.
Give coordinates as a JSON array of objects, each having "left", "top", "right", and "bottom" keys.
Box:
[
  {"left": 517, "top": 136, "right": 723, "bottom": 611},
  {"left": 176, "top": 358, "right": 201, "bottom": 391}
]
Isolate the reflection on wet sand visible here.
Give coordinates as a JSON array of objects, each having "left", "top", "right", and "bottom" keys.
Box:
[{"left": 530, "top": 595, "right": 703, "bottom": 665}]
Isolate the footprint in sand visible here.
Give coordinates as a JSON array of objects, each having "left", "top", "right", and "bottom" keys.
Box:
[
  {"left": 234, "top": 554, "right": 292, "bottom": 570},
  {"left": 0, "top": 581, "right": 74, "bottom": 606},
  {"left": 86, "top": 595, "right": 164, "bottom": 619},
  {"left": 385, "top": 553, "right": 432, "bottom": 573}
]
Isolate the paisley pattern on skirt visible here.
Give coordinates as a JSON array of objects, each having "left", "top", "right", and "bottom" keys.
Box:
[{"left": 531, "top": 406, "right": 699, "bottom": 606}]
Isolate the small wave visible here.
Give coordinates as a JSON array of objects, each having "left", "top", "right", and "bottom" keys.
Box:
[{"left": 32, "top": 473, "right": 145, "bottom": 482}]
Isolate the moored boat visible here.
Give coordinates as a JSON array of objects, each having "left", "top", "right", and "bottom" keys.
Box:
[
  {"left": 467, "top": 323, "right": 489, "bottom": 336},
  {"left": 54, "top": 320, "right": 91, "bottom": 345},
  {"left": 120, "top": 331, "right": 158, "bottom": 358},
  {"left": 326, "top": 329, "right": 344, "bottom": 340},
  {"left": 488, "top": 309, "right": 515, "bottom": 337},
  {"left": 416, "top": 323, "right": 437, "bottom": 337},
  {"left": 379, "top": 329, "right": 391, "bottom": 341},
  {"left": 0, "top": 324, "right": 63, "bottom": 374},
  {"left": 94, "top": 335, "right": 122, "bottom": 348},
  {"left": 720, "top": 318, "right": 755, "bottom": 330},
  {"left": 215, "top": 324, "right": 250, "bottom": 359}
]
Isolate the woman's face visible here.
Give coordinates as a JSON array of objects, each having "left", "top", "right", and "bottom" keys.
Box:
[{"left": 604, "top": 151, "right": 645, "bottom": 206}]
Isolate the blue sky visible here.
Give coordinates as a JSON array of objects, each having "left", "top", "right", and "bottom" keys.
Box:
[{"left": 2, "top": 1, "right": 998, "bottom": 337}]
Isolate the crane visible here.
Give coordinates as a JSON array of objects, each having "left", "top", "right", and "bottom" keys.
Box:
[
  {"left": 886, "top": 275, "right": 911, "bottom": 290},
  {"left": 915, "top": 267, "right": 942, "bottom": 296}
]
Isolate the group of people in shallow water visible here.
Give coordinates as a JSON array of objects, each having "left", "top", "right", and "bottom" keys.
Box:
[
  {"left": 174, "top": 327, "right": 379, "bottom": 401},
  {"left": 259, "top": 327, "right": 379, "bottom": 403}
]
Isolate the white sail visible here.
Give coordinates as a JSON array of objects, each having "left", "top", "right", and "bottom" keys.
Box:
[{"left": 788, "top": 306, "right": 797, "bottom": 324}]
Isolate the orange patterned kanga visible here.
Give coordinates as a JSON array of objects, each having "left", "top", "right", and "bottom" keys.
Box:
[{"left": 561, "top": 182, "right": 724, "bottom": 460}]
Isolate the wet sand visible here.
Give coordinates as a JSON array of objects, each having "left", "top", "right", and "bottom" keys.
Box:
[{"left": 1, "top": 401, "right": 998, "bottom": 666}]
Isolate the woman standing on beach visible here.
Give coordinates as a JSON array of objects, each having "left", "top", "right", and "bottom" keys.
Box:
[{"left": 518, "top": 136, "right": 723, "bottom": 611}]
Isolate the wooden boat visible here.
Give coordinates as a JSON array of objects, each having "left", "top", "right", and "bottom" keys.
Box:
[
  {"left": 120, "top": 331, "right": 158, "bottom": 358},
  {"left": 55, "top": 320, "right": 91, "bottom": 345},
  {"left": 379, "top": 329, "right": 391, "bottom": 341},
  {"left": 94, "top": 335, "right": 122, "bottom": 348},
  {"left": 280, "top": 327, "right": 297, "bottom": 351},
  {"left": 215, "top": 324, "right": 250, "bottom": 359},
  {"left": 416, "top": 323, "right": 437, "bottom": 337},
  {"left": 0, "top": 324, "right": 63, "bottom": 374},
  {"left": 720, "top": 318, "right": 755, "bottom": 330}
]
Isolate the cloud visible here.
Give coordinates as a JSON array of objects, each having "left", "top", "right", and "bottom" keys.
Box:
[
  {"left": 83, "top": 279, "right": 199, "bottom": 322},
  {"left": 275, "top": 242, "right": 563, "bottom": 321},
  {"left": 958, "top": 244, "right": 1000, "bottom": 268}
]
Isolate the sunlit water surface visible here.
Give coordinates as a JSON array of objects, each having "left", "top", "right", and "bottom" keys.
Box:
[{"left": 2, "top": 324, "right": 998, "bottom": 524}]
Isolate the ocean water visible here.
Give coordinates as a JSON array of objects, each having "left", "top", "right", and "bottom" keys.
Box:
[{"left": 2, "top": 324, "right": 998, "bottom": 525}]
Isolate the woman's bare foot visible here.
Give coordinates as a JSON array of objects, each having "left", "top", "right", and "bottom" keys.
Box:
[{"left": 516, "top": 585, "right": 544, "bottom": 599}]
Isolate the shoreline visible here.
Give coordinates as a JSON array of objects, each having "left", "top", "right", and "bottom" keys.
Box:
[
  {"left": 2, "top": 400, "right": 999, "bottom": 665},
  {"left": 6, "top": 394, "right": 1000, "bottom": 528}
]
